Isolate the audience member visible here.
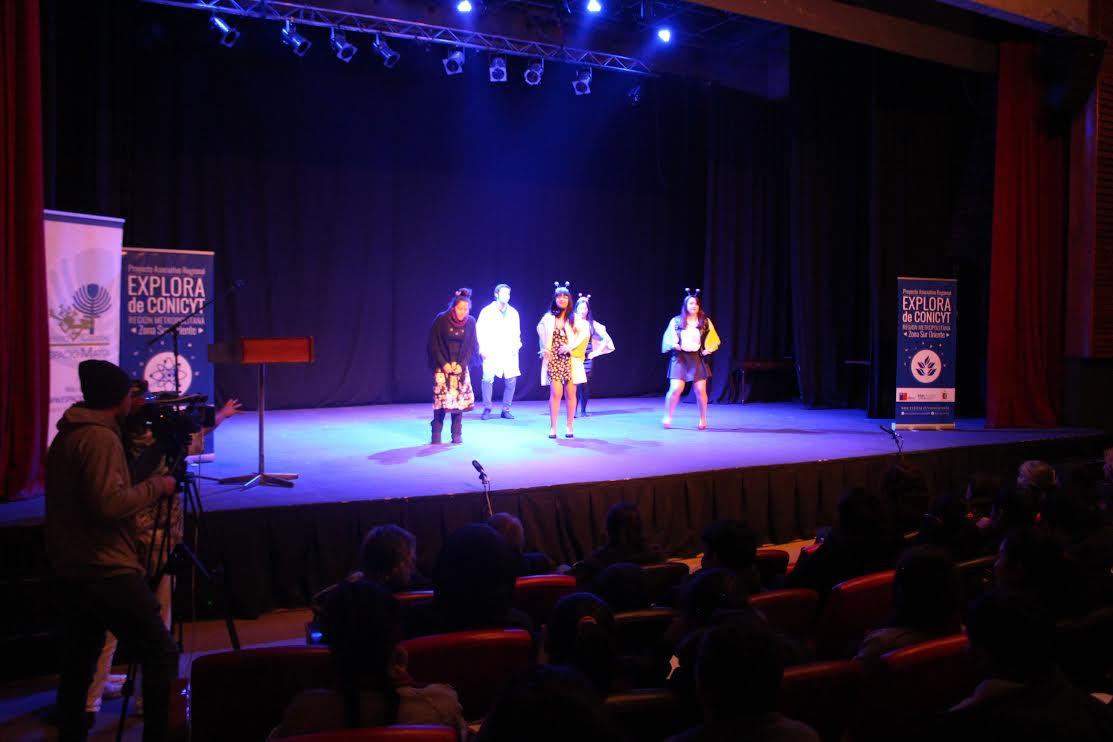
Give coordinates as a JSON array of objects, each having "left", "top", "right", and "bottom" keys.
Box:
[
  {"left": 879, "top": 462, "right": 930, "bottom": 533},
  {"left": 270, "top": 579, "right": 465, "bottom": 739},
  {"left": 476, "top": 665, "right": 624, "bottom": 742},
  {"left": 405, "top": 523, "right": 532, "bottom": 638},
  {"left": 914, "top": 493, "right": 985, "bottom": 560},
  {"left": 572, "top": 503, "right": 664, "bottom": 583},
  {"left": 311, "top": 524, "right": 426, "bottom": 617},
  {"left": 588, "top": 562, "right": 653, "bottom": 613},
  {"left": 855, "top": 546, "right": 961, "bottom": 665},
  {"left": 976, "top": 486, "right": 1037, "bottom": 553},
  {"left": 666, "top": 620, "right": 819, "bottom": 742},
  {"left": 541, "top": 593, "right": 618, "bottom": 695},
  {"left": 921, "top": 590, "right": 1113, "bottom": 742},
  {"left": 994, "top": 526, "right": 1103, "bottom": 620},
  {"left": 963, "top": 472, "right": 1000, "bottom": 524},
  {"left": 487, "top": 512, "right": 554, "bottom": 576},
  {"left": 1017, "top": 459, "right": 1058, "bottom": 499},
  {"left": 787, "top": 488, "right": 903, "bottom": 595},
  {"left": 699, "top": 519, "right": 762, "bottom": 593}
]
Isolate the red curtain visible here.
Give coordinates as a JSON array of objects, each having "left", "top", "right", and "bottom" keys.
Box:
[
  {"left": 1, "top": 0, "right": 48, "bottom": 500},
  {"left": 986, "top": 42, "right": 1066, "bottom": 428}
]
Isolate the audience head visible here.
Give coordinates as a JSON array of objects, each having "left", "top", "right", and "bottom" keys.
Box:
[
  {"left": 605, "top": 502, "right": 649, "bottom": 552},
  {"left": 696, "top": 619, "right": 785, "bottom": 723},
  {"left": 890, "top": 546, "right": 960, "bottom": 633},
  {"left": 487, "top": 512, "right": 526, "bottom": 554},
  {"left": 434, "top": 523, "right": 519, "bottom": 616},
  {"left": 994, "top": 526, "right": 1062, "bottom": 597},
  {"left": 1017, "top": 459, "right": 1057, "bottom": 496},
  {"left": 318, "top": 579, "right": 404, "bottom": 726},
  {"left": 964, "top": 472, "right": 1000, "bottom": 515},
  {"left": 836, "top": 487, "right": 885, "bottom": 537},
  {"left": 588, "top": 562, "right": 651, "bottom": 613},
  {"left": 477, "top": 665, "right": 622, "bottom": 742},
  {"left": 701, "top": 520, "right": 758, "bottom": 573},
  {"left": 966, "top": 589, "right": 1057, "bottom": 684},
  {"left": 543, "top": 593, "right": 617, "bottom": 694},
  {"left": 916, "top": 493, "right": 966, "bottom": 549},
  {"left": 990, "top": 487, "right": 1037, "bottom": 533},
  {"left": 359, "top": 525, "right": 418, "bottom": 590}
]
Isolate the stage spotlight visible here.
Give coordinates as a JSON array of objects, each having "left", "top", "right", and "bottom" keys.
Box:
[
  {"left": 489, "top": 55, "right": 507, "bottom": 82},
  {"left": 330, "top": 28, "right": 357, "bottom": 62},
  {"left": 627, "top": 84, "right": 641, "bottom": 107},
  {"left": 657, "top": 27, "right": 672, "bottom": 43},
  {"left": 371, "top": 34, "right": 400, "bottom": 68},
  {"left": 443, "top": 49, "right": 465, "bottom": 75},
  {"left": 457, "top": 0, "right": 473, "bottom": 12},
  {"left": 572, "top": 67, "right": 592, "bottom": 95},
  {"left": 281, "top": 20, "right": 311, "bottom": 57},
  {"left": 524, "top": 59, "right": 544, "bottom": 86},
  {"left": 586, "top": 0, "right": 602, "bottom": 12},
  {"left": 209, "top": 14, "right": 240, "bottom": 47}
]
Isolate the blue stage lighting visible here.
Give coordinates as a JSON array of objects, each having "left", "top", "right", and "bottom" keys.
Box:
[
  {"left": 489, "top": 55, "right": 507, "bottom": 82},
  {"left": 524, "top": 59, "right": 544, "bottom": 86},
  {"left": 572, "top": 68, "right": 592, "bottom": 96},
  {"left": 209, "top": 15, "right": 240, "bottom": 48},
  {"left": 457, "top": 0, "right": 473, "bottom": 12},
  {"left": 330, "top": 29, "right": 357, "bottom": 62},
  {"left": 586, "top": 0, "right": 602, "bottom": 12},
  {"left": 281, "top": 21, "right": 311, "bottom": 57},
  {"left": 372, "top": 34, "right": 400, "bottom": 68},
  {"left": 657, "top": 27, "right": 672, "bottom": 43},
  {"left": 443, "top": 49, "right": 465, "bottom": 75}
]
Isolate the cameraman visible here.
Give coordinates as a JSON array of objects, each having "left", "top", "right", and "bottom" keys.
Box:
[{"left": 46, "top": 360, "right": 179, "bottom": 742}]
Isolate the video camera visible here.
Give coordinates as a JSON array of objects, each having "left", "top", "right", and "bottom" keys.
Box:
[{"left": 127, "top": 380, "right": 216, "bottom": 473}]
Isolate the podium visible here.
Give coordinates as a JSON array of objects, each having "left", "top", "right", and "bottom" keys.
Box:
[{"left": 209, "top": 337, "right": 314, "bottom": 490}]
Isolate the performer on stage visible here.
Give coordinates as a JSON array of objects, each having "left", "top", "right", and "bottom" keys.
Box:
[
  {"left": 427, "top": 288, "right": 478, "bottom": 445},
  {"left": 476, "top": 283, "right": 522, "bottom": 420},
  {"left": 537, "top": 283, "right": 589, "bottom": 439},
  {"left": 661, "top": 288, "right": 720, "bottom": 430},
  {"left": 571, "top": 294, "right": 615, "bottom": 418}
]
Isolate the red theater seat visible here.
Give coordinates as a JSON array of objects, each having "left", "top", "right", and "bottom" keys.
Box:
[
  {"left": 394, "top": 589, "right": 435, "bottom": 606},
  {"left": 755, "top": 548, "right": 791, "bottom": 584},
  {"left": 778, "top": 660, "right": 863, "bottom": 742},
  {"left": 400, "top": 629, "right": 533, "bottom": 720},
  {"left": 511, "top": 574, "right": 577, "bottom": 627},
  {"left": 855, "top": 634, "right": 979, "bottom": 740},
  {"left": 641, "top": 562, "right": 690, "bottom": 604},
  {"left": 814, "top": 570, "right": 895, "bottom": 659},
  {"left": 189, "top": 646, "right": 335, "bottom": 742},
  {"left": 605, "top": 688, "right": 687, "bottom": 742},
  {"left": 613, "top": 607, "right": 678, "bottom": 654},
  {"left": 750, "top": 588, "right": 819, "bottom": 641},
  {"left": 281, "top": 725, "right": 458, "bottom": 742}
]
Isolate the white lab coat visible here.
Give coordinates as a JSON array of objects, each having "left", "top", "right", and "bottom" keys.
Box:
[
  {"left": 537, "top": 313, "right": 590, "bottom": 386},
  {"left": 476, "top": 301, "right": 522, "bottom": 380}
]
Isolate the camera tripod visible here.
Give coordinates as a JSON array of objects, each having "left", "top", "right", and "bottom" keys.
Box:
[{"left": 114, "top": 469, "right": 240, "bottom": 742}]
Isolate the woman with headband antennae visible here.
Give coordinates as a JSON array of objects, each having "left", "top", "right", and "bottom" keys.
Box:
[
  {"left": 537, "top": 282, "right": 589, "bottom": 439},
  {"left": 571, "top": 293, "right": 615, "bottom": 418},
  {"left": 661, "top": 288, "right": 720, "bottom": 430}
]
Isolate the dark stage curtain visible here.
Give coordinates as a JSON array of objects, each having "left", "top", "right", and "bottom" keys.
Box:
[
  {"left": 701, "top": 88, "right": 792, "bottom": 404},
  {"left": 1, "top": 0, "right": 48, "bottom": 501},
  {"left": 986, "top": 42, "right": 1065, "bottom": 428},
  {"left": 41, "top": 1, "right": 706, "bottom": 410}
]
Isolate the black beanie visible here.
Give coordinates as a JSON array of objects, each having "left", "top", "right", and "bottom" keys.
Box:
[{"left": 78, "top": 360, "right": 131, "bottom": 410}]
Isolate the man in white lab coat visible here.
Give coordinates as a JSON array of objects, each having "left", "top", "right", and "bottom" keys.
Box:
[{"left": 476, "top": 283, "right": 522, "bottom": 419}]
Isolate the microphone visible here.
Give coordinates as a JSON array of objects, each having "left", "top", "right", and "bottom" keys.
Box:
[
  {"left": 878, "top": 424, "right": 896, "bottom": 440},
  {"left": 472, "top": 459, "right": 488, "bottom": 482}
]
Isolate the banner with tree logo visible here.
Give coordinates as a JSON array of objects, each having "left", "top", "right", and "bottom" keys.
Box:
[{"left": 895, "top": 277, "right": 957, "bottom": 430}]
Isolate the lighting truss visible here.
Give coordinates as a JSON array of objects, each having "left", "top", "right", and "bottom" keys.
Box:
[{"left": 142, "top": 0, "right": 652, "bottom": 74}]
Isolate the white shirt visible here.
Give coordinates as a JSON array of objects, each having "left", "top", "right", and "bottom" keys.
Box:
[{"left": 476, "top": 301, "right": 522, "bottom": 379}]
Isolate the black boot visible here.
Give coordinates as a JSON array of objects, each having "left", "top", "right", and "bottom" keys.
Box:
[
  {"left": 431, "top": 410, "right": 445, "bottom": 444},
  {"left": 450, "top": 413, "right": 463, "bottom": 444}
]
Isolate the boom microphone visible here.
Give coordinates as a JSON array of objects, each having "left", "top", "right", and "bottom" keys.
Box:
[{"left": 472, "top": 459, "right": 488, "bottom": 482}]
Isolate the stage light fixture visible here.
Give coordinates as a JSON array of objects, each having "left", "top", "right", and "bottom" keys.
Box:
[
  {"left": 657, "top": 27, "right": 672, "bottom": 43},
  {"left": 489, "top": 55, "right": 507, "bottom": 82},
  {"left": 330, "top": 28, "right": 357, "bottom": 62},
  {"left": 371, "top": 34, "right": 400, "bottom": 68},
  {"left": 586, "top": 0, "right": 602, "bottom": 12},
  {"left": 457, "top": 0, "right": 473, "bottom": 12},
  {"left": 572, "top": 67, "right": 592, "bottom": 95},
  {"left": 281, "top": 20, "right": 312, "bottom": 57},
  {"left": 627, "top": 84, "right": 641, "bottom": 107},
  {"left": 524, "top": 59, "right": 544, "bottom": 86},
  {"left": 209, "top": 14, "right": 240, "bottom": 47},
  {"left": 443, "top": 49, "right": 465, "bottom": 75}
]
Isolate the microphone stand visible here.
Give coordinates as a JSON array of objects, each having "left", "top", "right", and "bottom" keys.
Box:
[
  {"left": 477, "top": 470, "right": 493, "bottom": 518},
  {"left": 879, "top": 424, "right": 905, "bottom": 456}
]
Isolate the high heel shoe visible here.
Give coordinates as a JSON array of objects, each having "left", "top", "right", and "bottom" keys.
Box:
[
  {"left": 698, "top": 421, "right": 708, "bottom": 431},
  {"left": 662, "top": 417, "right": 672, "bottom": 429}
]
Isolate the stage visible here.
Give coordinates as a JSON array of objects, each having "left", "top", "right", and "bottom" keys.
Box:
[{"left": 0, "top": 399, "right": 1106, "bottom": 620}]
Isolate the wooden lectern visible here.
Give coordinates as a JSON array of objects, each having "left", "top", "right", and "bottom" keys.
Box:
[{"left": 209, "top": 337, "right": 314, "bottom": 490}]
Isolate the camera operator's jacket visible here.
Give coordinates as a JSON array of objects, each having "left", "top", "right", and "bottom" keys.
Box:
[{"left": 45, "top": 405, "right": 165, "bottom": 580}]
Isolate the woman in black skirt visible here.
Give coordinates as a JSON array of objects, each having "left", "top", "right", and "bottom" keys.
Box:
[
  {"left": 427, "top": 288, "right": 478, "bottom": 444},
  {"left": 661, "top": 289, "right": 720, "bottom": 430}
]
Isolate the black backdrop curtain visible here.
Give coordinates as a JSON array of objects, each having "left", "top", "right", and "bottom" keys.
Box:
[{"left": 42, "top": 0, "right": 706, "bottom": 409}]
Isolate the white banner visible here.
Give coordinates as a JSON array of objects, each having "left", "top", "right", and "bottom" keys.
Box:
[{"left": 44, "top": 210, "right": 124, "bottom": 440}]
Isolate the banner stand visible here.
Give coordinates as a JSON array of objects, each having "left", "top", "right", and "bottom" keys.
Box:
[{"left": 895, "top": 277, "right": 957, "bottom": 431}]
